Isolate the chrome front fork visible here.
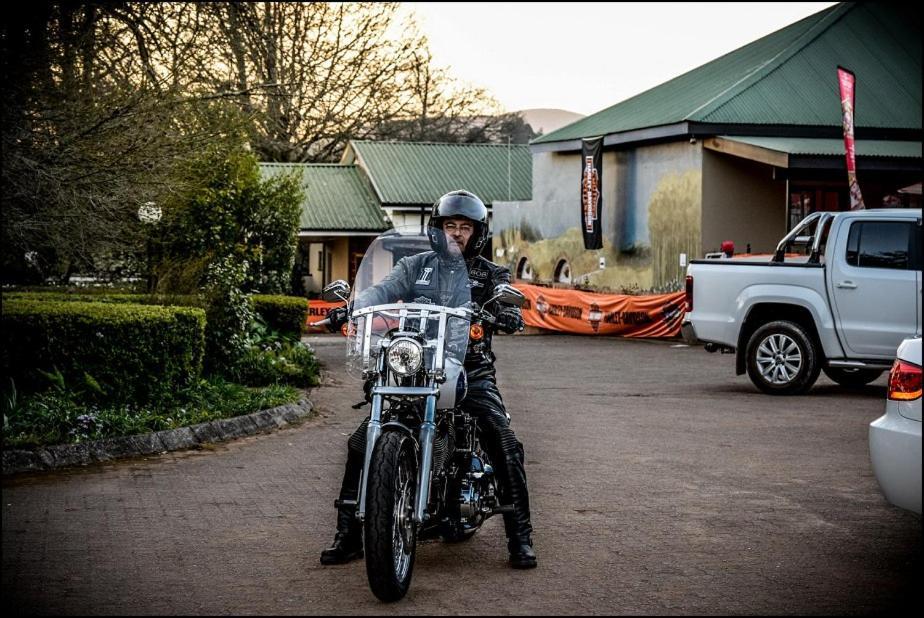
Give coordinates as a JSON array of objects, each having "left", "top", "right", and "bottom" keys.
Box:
[
  {"left": 355, "top": 392, "right": 437, "bottom": 526},
  {"left": 356, "top": 393, "right": 383, "bottom": 521},
  {"left": 413, "top": 395, "right": 437, "bottom": 524}
]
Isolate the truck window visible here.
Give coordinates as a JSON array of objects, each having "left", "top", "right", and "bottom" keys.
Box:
[{"left": 845, "top": 221, "right": 913, "bottom": 270}]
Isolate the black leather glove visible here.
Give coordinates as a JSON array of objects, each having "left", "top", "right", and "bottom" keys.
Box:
[
  {"left": 496, "top": 308, "right": 525, "bottom": 334},
  {"left": 326, "top": 306, "right": 348, "bottom": 333}
]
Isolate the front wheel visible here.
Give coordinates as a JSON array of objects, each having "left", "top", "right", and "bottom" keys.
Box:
[
  {"left": 745, "top": 320, "right": 821, "bottom": 395},
  {"left": 822, "top": 367, "right": 884, "bottom": 388},
  {"left": 365, "top": 431, "right": 418, "bottom": 602}
]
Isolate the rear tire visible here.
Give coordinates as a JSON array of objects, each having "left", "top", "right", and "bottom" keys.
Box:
[
  {"left": 822, "top": 367, "right": 884, "bottom": 388},
  {"left": 365, "top": 431, "right": 418, "bottom": 602},
  {"left": 745, "top": 320, "right": 821, "bottom": 395}
]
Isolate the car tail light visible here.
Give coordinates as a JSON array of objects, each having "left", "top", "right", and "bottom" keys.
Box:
[
  {"left": 888, "top": 359, "right": 922, "bottom": 401},
  {"left": 685, "top": 275, "right": 693, "bottom": 312}
]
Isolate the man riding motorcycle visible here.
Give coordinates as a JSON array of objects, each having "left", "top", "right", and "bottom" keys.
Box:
[{"left": 320, "top": 189, "right": 538, "bottom": 569}]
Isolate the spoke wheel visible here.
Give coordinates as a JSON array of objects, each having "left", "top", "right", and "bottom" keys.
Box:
[
  {"left": 746, "top": 320, "right": 820, "bottom": 395},
  {"left": 365, "top": 431, "right": 418, "bottom": 602}
]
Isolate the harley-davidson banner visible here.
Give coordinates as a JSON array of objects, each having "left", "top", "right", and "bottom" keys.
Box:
[
  {"left": 837, "top": 66, "right": 865, "bottom": 210},
  {"left": 516, "top": 283, "right": 685, "bottom": 338},
  {"left": 580, "top": 137, "right": 604, "bottom": 249}
]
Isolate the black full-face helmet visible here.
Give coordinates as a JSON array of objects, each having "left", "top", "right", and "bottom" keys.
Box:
[{"left": 427, "top": 190, "right": 489, "bottom": 259}]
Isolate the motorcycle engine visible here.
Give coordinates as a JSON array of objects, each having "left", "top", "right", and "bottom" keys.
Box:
[{"left": 458, "top": 453, "right": 494, "bottom": 520}]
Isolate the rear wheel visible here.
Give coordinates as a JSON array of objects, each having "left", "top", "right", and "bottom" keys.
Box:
[
  {"left": 822, "top": 367, "right": 884, "bottom": 388},
  {"left": 365, "top": 431, "right": 418, "bottom": 602},
  {"left": 746, "top": 320, "right": 821, "bottom": 395}
]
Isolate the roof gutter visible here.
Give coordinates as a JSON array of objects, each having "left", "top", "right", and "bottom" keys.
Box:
[
  {"left": 528, "top": 122, "right": 922, "bottom": 155},
  {"left": 530, "top": 123, "right": 691, "bottom": 154}
]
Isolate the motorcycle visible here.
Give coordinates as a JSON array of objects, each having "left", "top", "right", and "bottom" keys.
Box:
[{"left": 311, "top": 227, "right": 526, "bottom": 602}]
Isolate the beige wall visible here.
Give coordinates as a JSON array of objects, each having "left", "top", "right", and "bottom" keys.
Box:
[
  {"left": 495, "top": 142, "right": 702, "bottom": 292},
  {"left": 330, "top": 237, "right": 349, "bottom": 282},
  {"left": 300, "top": 237, "right": 351, "bottom": 293},
  {"left": 701, "top": 150, "right": 786, "bottom": 255}
]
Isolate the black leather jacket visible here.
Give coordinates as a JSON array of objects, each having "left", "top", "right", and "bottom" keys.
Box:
[{"left": 353, "top": 251, "right": 520, "bottom": 368}]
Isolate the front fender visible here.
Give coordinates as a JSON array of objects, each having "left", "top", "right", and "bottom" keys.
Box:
[
  {"left": 733, "top": 284, "right": 844, "bottom": 372},
  {"left": 381, "top": 421, "right": 418, "bottom": 442}
]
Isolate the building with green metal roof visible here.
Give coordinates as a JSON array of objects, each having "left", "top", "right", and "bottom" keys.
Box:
[
  {"left": 259, "top": 162, "right": 388, "bottom": 295},
  {"left": 342, "top": 140, "right": 532, "bottom": 230},
  {"left": 259, "top": 141, "right": 532, "bottom": 293},
  {"left": 494, "top": 2, "right": 921, "bottom": 293}
]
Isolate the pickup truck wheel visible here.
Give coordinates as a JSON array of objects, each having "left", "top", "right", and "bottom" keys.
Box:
[
  {"left": 745, "top": 320, "right": 821, "bottom": 395},
  {"left": 822, "top": 367, "right": 884, "bottom": 388}
]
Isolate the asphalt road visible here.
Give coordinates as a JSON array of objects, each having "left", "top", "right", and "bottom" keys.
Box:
[{"left": 2, "top": 334, "right": 920, "bottom": 615}]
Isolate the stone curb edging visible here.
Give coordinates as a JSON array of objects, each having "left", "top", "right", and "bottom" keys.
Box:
[{"left": 1, "top": 398, "right": 314, "bottom": 476}]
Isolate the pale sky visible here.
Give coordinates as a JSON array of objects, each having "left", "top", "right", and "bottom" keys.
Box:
[{"left": 403, "top": 2, "right": 838, "bottom": 116}]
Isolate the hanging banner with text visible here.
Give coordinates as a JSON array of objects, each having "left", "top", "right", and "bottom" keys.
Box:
[
  {"left": 580, "top": 137, "right": 604, "bottom": 249},
  {"left": 305, "top": 299, "right": 346, "bottom": 333},
  {"left": 516, "top": 283, "right": 685, "bottom": 338},
  {"left": 837, "top": 66, "right": 865, "bottom": 210}
]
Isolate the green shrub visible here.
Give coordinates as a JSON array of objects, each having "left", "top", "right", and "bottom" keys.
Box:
[
  {"left": 2, "top": 290, "right": 203, "bottom": 307},
  {"left": 203, "top": 257, "right": 253, "bottom": 372},
  {"left": 233, "top": 341, "right": 320, "bottom": 388},
  {"left": 2, "top": 377, "right": 298, "bottom": 448},
  {"left": 1, "top": 299, "right": 205, "bottom": 404},
  {"left": 251, "top": 294, "right": 308, "bottom": 338}
]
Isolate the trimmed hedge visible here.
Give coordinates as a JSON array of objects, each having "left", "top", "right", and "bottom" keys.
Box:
[
  {"left": 251, "top": 295, "right": 308, "bottom": 338},
  {"left": 2, "top": 291, "right": 203, "bottom": 307},
  {"left": 1, "top": 300, "right": 206, "bottom": 404},
  {"left": 3, "top": 292, "right": 306, "bottom": 338}
]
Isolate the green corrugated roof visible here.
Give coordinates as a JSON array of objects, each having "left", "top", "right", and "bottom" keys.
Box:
[
  {"left": 347, "top": 141, "right": 532, "bottom": 206},
  {"left": 259, "top": 163, "right": 387, "bottom": 231},
  {"left": 719, "top": 136, "right": 922, "bottom": 158},
  {"left": 534, "top": 3, "right": 922, "bottom": 144}
]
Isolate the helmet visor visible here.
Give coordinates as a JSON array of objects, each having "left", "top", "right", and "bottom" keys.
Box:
[{"left": 433, "top": 193, "right": 487, "bottom": 223}]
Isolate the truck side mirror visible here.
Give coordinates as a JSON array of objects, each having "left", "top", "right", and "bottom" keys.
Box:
[{"left": 321, "top": 280, "right": 351, "bottom": 302}]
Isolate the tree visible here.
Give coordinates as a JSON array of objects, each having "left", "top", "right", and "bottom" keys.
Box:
[
  {"left": 194, "top": 3, "right": 508, "bottom": 161},
  {"left": 1, "top": 2, "right": 520, "bottom": 286},
  {"left": 155, "top": 147, "right": 303, "bottom": 295},
  {"left": 0, "top": 2, "right": 245, "bottom": 284}
]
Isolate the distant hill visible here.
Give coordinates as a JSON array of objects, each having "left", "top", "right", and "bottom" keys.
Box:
[{"left": 516, "top": 108, "right": 585, "bottom": 136}]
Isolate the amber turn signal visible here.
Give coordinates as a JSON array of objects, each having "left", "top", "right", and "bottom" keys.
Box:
[{"left": 470, "top": 324, "right": 484, "bottom": 341}]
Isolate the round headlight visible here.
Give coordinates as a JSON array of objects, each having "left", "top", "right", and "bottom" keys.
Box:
[{"left": 386, "top": 338, "right": 423, "bottom": 376}]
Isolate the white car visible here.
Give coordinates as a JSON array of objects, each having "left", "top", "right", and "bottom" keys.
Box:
[{"left": 869, "top": 337, "right": 922, "bottom": 514}]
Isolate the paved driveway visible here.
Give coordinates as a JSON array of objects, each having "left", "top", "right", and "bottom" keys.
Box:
[{"left": 2, "top": 334, "right": 920, "bottom": 614}]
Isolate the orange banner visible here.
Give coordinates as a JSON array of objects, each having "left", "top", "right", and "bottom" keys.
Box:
[
  {"left": 517, "top": 284, "right": 685, "bottom": 338},
  {"left": 305, "top": 299, "right": 346, "bottom": 333}
]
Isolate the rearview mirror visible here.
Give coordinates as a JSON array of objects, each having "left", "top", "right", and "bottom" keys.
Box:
[
  {"left": 321, "top": 280, "right": 351, "bottom": 302},
  {"left": 492, "top": 283, "right": 526, "bottom": 308}
]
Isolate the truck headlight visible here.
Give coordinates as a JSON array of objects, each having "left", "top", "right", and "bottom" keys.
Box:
[{"left": 386, "top": 338, "right": 423, "bottom": 376}]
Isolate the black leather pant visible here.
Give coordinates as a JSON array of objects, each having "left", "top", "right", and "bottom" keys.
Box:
[{"left": 334, "top": 363, "right": 534, "bottom": 544}]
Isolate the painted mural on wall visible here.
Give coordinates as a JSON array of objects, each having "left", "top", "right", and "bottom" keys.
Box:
[{"left": 494, "top": 142, "right": 702, "bottom": 293}]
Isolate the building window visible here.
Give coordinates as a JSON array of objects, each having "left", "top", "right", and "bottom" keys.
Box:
[{"left": 789, "top": 188, "right": 843, "bottom": 230}]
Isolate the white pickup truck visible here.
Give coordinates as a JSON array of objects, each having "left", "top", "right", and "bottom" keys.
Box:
[{"left": 682, "top": 209, "right": 922, "bottom": 395}]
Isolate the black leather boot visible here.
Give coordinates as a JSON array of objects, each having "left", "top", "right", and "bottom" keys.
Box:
[
  {"left": 319, "top": 499, "right": 363, "bottom": 565},
  {"left": 499, "top": 449, "right": 537, "bottom": 569},
  {"left": 508, "top": 537, "right": 537, "bottom": 569}
]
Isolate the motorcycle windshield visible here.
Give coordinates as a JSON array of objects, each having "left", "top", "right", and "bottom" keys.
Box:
[{"left": 346, "top": 225, "right": 472, "bottom": 382}]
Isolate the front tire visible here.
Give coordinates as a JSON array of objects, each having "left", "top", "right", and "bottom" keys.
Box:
[
  {"left": 365, "top": 431, "right": 418, "bottom": 602},
  {"left": 822, "top": 367, "right": 884, "bottom": 388},
  {"left": 745, "top": 320, "right": 821, "bottom": 395}
]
